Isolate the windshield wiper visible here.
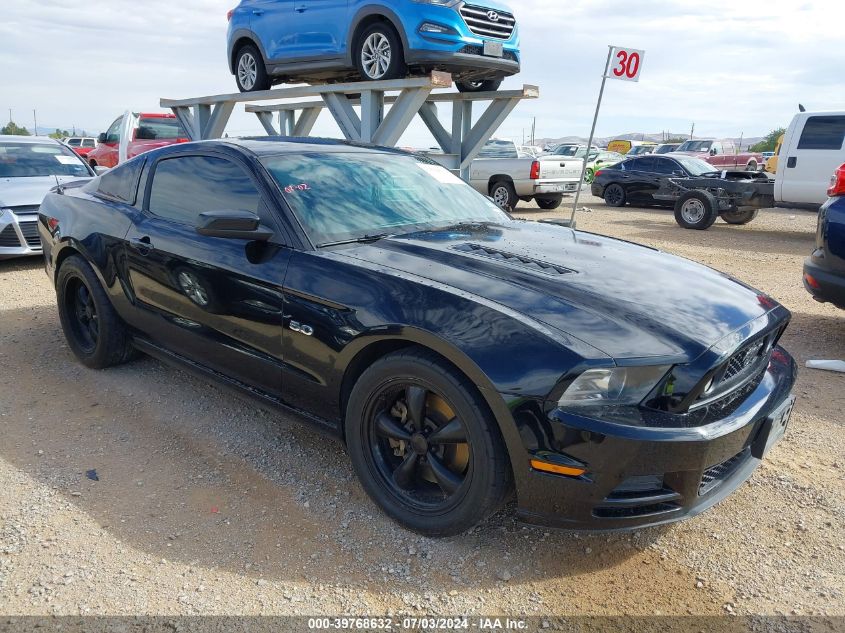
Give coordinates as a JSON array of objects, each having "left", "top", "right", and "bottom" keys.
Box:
[{"left": 316, "top": 233, "right": 391, "bottom": 248}]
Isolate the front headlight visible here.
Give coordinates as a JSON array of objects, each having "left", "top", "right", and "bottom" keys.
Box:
[{"left": 558, "top": 366, "right": 671, "bottom": 408}]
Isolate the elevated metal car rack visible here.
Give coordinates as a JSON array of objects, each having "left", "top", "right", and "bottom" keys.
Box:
[{"left": 160, "top": 72, "right": 538, "bottom": 180}]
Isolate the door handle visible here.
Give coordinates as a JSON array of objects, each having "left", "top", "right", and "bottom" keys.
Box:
[
  {"left": 252, "top": 9, "right": 264, "bottom": 15},
  {"left": 295, "top": 5, "right": 307, "bottom": 12},
  {"left": 787, "top": 156, "right": 797, "bottom": 168},
  {"left": 129, "top": 236, "right": 153, "bottom": 253}
]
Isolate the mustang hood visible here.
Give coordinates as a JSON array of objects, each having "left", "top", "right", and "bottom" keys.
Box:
[
  {"left": 342, "top": 221, "right": 778, "bottom": 361},
  {"left": 0, "top": 176, "right": 91, "bottom": 209}
]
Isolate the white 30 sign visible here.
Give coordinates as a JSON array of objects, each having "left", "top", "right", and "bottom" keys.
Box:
[{"left": 605, "top": 46, "right": 645, "bottom": 82}]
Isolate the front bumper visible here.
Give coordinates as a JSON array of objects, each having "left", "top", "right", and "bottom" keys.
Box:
[
  {"left": 513, "top": 346, "right": 797, "bottom": 531},
  {"left": 804, "top": 256, "right": 845, "bottom": 309},
  {"left": 0, "top": 208, "right": 42, "bottom": 259}
]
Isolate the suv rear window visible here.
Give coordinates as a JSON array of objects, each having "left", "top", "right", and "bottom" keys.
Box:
[
  {"left": 136, "top": 117, "right": 187, "bottom": 141},
  {"left": 797, "top": 116, "right": 845, "bottom": 150}
]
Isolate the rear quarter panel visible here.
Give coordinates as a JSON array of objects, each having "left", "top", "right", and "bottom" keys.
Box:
[{"left": 39, "top": 189, "right": 136, "bottom": 319}]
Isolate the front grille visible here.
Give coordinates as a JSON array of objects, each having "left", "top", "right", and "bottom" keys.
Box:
[
  {"left": 699, "top": 448, "right": 750, "bottom": 496},
  {"left": 9, "top": 205, "right": 40, "bottom": 215},
  {"left": 452, "top": 243, "right": 575, "bottom": 276},
  {"left": 723, "top": 337, "right": 767, "bottom": 381},
  {"left": 0, "top": 225, "right": 22, "bottom": 247},
  {"left": 18, "top": 221, "right": 40, "bottom": 247},
  {"left": 460, "top": 5, "right": 516, "bottom": 40}
]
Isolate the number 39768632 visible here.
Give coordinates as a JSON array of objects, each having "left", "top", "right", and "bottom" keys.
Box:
[{"left": 606, "top": 47, "right": 645, "bottom": 82}]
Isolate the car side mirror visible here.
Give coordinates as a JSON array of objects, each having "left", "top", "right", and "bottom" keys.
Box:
[
  {"left": 94, "top": 166, "right": 110, "bottom": 175},
  {"left": 97, "top": 133, "right": 108, "bottom": 143},
  {"left": 196, "top": 210, "right": 273, "bottom": 241},
  {"left": 672, "top": 170, "right": 685, "bottom": 176}
]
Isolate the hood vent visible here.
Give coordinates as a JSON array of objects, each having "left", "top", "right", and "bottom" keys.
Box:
[{"left": 452, "top": 243, "right": 576, "bottom": 276}]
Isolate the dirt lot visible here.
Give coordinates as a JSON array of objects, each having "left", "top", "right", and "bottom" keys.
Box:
[{"left": 1, "top": 195, "right": 843, "bottom": 626}]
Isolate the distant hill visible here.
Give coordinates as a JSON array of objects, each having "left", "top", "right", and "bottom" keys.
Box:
[{"left": 536, "top": 132, "right": 765, "bottom": 151}]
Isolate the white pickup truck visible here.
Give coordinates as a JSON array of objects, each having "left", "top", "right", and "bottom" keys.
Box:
[{"left": 468, "top": 139, "right": 583, "bottom": 210}]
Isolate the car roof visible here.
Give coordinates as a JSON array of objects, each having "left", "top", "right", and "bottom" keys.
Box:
[
  {"left": 0, "top": 135, "right": 62, "bottom": 144},
  {"left": 192, "top": 136, "right": 418, "bottom": 158}
]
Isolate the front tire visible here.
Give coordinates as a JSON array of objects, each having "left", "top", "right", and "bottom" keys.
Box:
[
  {"left": 355, "top": 23, "right": 406, "bottom": 81},
  {"left": 720, "top": 208, "right": 759, "bottom": 225},
  {"left": 603, "top": 183, "right": 626, "bottom": 207},
  {"left": 345, "top": 349, "right": 511, "bottom": 536},
  {"left": 456, "top": 80, "right": 502, "bottom": 93},
  {"left": 674, "top": 190, "right": 719, "bottom": 230},
  {"left": 235, "top": 44, "right": 271, "bottom": 92},
  {"left": 536, "top": 196, "right": 563, "bottom": 210},
  {"left": 57, "top": 255, "right": 136, "bottom": 369}
]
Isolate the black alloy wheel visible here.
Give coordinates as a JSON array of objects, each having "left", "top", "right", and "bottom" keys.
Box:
[
  {"left": 65, "top": 277, "right": 99, "bottom": 354},
  {"left": 346, "top": 350, "right": 511, "bottom": 536},
  {"left": 604, "top": 183, "right": 626, "bottom": 207}
]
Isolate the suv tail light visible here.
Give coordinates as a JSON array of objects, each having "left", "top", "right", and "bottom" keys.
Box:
[
  {"left": 828, "top": 163, "right": 845, "bottom": 197},
  {"left": 530, "top": 160, "right": 540, "bottom": 180},
  {"left": 227, "top": 8, "right": 235, "bottom": 20}
]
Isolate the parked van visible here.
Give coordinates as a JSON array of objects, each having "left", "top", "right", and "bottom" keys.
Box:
[{"left": 775, "top": 112, "right": 845, "bottom": 206}]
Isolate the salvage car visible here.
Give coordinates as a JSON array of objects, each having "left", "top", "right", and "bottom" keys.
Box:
[
  {"left": 226, "top": 0, "right": 520, "bottom": 93},
  {"left": 39, "top": 138, "right": 797, "bottom": 535},
  {"left": 804, "top": 163, "right": 845, "bottom": 307},
  {"left": 87, "top": 113, "right": 189, "bottom": 169},
  {"left": 0, "top": 135, "right": 93, "bottom": 259},
  {"left": 592, "top": 154, "right": 775, "bottom": 229},
  {"left": 675, "top": 139, "right": 764, "bottom": 172}
]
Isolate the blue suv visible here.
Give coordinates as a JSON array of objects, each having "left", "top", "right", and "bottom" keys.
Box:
[{"left": 226, "top": 0, "right": 520, "bottom": 93}]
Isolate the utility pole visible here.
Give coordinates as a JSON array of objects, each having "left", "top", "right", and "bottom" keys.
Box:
[
  {"left": 33, "top": 109, "right": 38, "bottom": 136},
  {"left": 690, "top": 122, "right": 695, "bottom": 140},
  {"left": 8, "top": 109, "right": 11, "bottom": 124},
  {"left": 531, "top": 117, "right": 536, "bottom": 146}
]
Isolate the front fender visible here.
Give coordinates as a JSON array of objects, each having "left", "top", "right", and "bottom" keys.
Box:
[{"left": 346, "top": 5, "right": 410, "bottom": 66}]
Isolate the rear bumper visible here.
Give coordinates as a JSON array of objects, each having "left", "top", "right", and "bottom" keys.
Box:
[
  {"left": 514, "top": 347, "right": 797, "bottom": 531},
  {"left": 0, "top": 209, "right": 42, "bottom": 259},
  {"left": 803, "top": 256, "right": 845, "bottom": 309},
  {"left": 533, "top": 181, "right": 579, "bottom": 195}
]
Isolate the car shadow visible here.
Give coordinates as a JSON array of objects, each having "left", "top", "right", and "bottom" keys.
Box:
[{"left": 0, "top": 302, "right": 684, "bottom": 592}]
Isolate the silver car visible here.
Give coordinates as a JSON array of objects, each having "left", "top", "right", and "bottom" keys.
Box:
[{"left": 0, "top": 136, "right": 93, "bottom": 259}]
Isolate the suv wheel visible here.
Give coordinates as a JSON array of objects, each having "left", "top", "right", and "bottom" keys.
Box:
[
  {"left": 235, "top": 44, "right": 270, "bottom": 92},
  {"left": 356, "top": 23, "right": 406, "bottom": 81},
  {"left": 456, "top": 80, "right": 502, "bottom": 93},
  {"left": 345, "top": 349, "right": 511, "bottom": 536}
]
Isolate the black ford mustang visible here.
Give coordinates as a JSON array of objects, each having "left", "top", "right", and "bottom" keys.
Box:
[{"left": 38, "top": 138, "right": 797, "bottom": 536}]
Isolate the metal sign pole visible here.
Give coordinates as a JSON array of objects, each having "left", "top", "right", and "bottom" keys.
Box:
[{"left": 569, "top": 46, "right": 613, "bottom": 226}]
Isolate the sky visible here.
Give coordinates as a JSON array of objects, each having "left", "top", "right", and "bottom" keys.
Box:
[{"left": 1, "top": 0, "right": 842, "bottom": 146}]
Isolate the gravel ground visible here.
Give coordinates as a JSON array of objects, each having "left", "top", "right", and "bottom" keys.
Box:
[{"left": 0, "top": 194, "right": 843, "bottom": 627}]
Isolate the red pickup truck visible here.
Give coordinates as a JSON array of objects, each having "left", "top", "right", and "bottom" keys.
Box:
[
  {"left": 86, "top": 113, "right": 189, "bottom": 169},
  {"left": 673, "top": 139, "right": 764, "bottom": 171}
]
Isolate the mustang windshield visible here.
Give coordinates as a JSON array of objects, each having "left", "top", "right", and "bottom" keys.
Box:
[{"left": 261, "top": 152, "right": 509, "bottom": 246}]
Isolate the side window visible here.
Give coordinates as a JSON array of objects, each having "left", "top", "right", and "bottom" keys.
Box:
[
  {"left": 148, "top": 155, "right": 260, "bottom": 226},
  {"left": 711, "top": 143, "right": 722, "bottom": 155},
  {"left": 651, "top": 158, "right": 675, "bottom": 175},
  {"left": 634, "top": 157, "right": 656, "bottom": 172},
  {"left": 67, "top": 138, "right": 81, "bottom": 147},
  {"left": 96, "top": 158, "right": 143, "bottom": 204},
  {"left": 105, "top": 117, "right": 123, "bottom": 143},
  {"left": 797, "top": 116, "right": 845, "bottom": 150}
]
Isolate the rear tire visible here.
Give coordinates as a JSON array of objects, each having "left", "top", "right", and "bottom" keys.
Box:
[
  {"left": 456, "top": 80, "right": 502, "bottom": 93},
  {"left": 355, "top": 23, "right": 406, "bottom": 81},
  {"left": 674, "top": 190, "right": 719, "bottom": 230},
  {"left": 57, "top": 255, "right": 136, "bottom": 369},
  {"left": 345, "top": 349, "right": 511, "bottom": 536},
  {"left": 536, "top": 196, "right": 563, "bottom": 210},
  {"left": 490, "top": 180, "right": 518, "bottom": 211},
  {"left": 720, "top": 208, "right": 759, "bottom": 225},
  {"left": 603, "top": 183, "right": 626, "bottom": 207},
  {"left": 235, "top": 44, "right": 271, "bottom": 92}
]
